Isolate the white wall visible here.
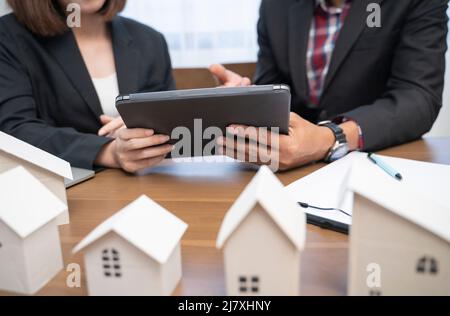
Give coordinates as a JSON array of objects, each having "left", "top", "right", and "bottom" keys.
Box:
[
  {"left": 121, "top": 0, "right": 261, "bottom": 68},
  {"left": 0, "top": 0, "right": 10, "bottom": 16},
  {"left": 419, "top": 8, "right": 450, "bottom": 137},
  {"left": 427, "top": 48, "right": 450, "bottom": 137}
]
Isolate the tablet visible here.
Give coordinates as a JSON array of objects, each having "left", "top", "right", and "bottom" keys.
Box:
[{"left": 116, "top": 85, "right": 291, "bottom": 157}]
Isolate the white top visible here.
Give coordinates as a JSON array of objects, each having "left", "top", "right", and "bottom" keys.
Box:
[
  {"left": 0, "top": 167, "right": 66, "bottom": 238},
  {"left": 92, "top": 73, "right": 120, "bottom": 118},
  {"left": 346, "top": 158, "right": 450, "bottom": 244},
  {"left": 0, "top": 131, "right": 73, "bottom": 180},
  {"left": 73, "top": 195, "right": 188, "bottom": 264},
  {"left": 216, "top": 166, "right": 306, "bottom": 250}
]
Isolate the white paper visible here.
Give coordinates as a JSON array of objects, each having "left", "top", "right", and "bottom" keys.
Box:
[{"left": 285, "top": 152, "right": 450, "bottom": 226}]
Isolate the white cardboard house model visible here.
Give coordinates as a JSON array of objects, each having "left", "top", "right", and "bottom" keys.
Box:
[
  {"left": 216, "top": 166, "right": 306, "bottom": 296},
  {"left": 0, "top": 167, "right": 65, "bottom": 295},
  {"left": 73, "top": 195, "right": 188, "bottom": 296},
  {"left": 0, "top": 131, "right": 73, "bottom": 225},
  {"left": 345, "top": 160, "right": 450, "bottom": 296}
]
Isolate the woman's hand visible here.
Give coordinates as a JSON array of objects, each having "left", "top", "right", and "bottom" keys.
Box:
[
  {"left": 217, "top": 113, "right": 336, "bottom": 171},
  {"left": 209, "top": 64, "right": 252, "bottom": 87},
  {"left": 98, "top": 115, "right": 125, "bottom": 138},
  {"left": 95, "top": 128, "right": 174, "bottom": 173}
]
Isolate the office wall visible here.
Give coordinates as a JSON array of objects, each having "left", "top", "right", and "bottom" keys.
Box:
[
  {"left": 0, "top": 0, "right": 10, "bottom": 16},
  {"left": 427, "top": 9, "right": 450, "bottom": 137},
  {"left": 427, "top": 50, "right": 450, "bottom": 137}
]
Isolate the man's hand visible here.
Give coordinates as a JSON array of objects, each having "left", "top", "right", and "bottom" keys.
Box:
[
  {"left": 95, "top": 128, "right": 174, "bottom": 173},
  {"left": 209, "top": 64, "right": 252, "bottom": 87},
  {"left": 98, "top": 115, "right": 125, "bottom": 138},
  {"left": 217, "top": 113, "right": 336, "bottom": 171}
]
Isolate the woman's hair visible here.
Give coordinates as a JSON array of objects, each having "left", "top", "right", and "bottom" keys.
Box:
[{"left": 7, "top": 0, "right": 127, "bottom": 37}]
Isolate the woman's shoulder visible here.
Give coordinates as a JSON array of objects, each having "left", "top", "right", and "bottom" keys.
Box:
[
  {"left": 114, "top": 16, "right": 166, "bottom": 44},
  {"left": 0, "top": 13, "right": 22, "bottom": 38}
]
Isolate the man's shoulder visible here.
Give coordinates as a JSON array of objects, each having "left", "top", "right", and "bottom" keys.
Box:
[{"left": 261, "top": 0, "right": 298, "bottom": 11}]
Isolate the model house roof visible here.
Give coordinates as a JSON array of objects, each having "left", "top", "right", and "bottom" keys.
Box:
[
  {"left": 346, "top": 159, "right": 450, "bottom": 244},
  {"left": 0, "top": 167, "right": 67, "bottom": 238},
  {"left": 0, "top": 131, "right": 73, "bottom": 180},
  {"left": 73, "top": 195, "right": 188, "bottom": 264},
  {"left": 216, "top": 166, "right": 306, "bottom": 250}
]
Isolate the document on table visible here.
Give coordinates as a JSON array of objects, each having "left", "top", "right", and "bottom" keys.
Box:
[{"left": 285, "top": 152, "right": 450, "bottom": 227}]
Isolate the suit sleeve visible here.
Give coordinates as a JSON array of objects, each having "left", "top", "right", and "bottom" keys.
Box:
[
  {"left": 0, "top": 34, "right": 111, "bottom": 169},
  {"left": 342, "top": 0, "right": 448, "bottom": 151},
  {"left": 254, "top": 0, "right": 285, "bottom": 85},
  {"left": 161, "top": 33, "right": 176, "bottom": 90}
]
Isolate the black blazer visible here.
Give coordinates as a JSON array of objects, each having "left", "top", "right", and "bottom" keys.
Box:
[
  {"left": 0, "top": 14, "right": 175, "bottom": 169},
  {"left": 255, "top": 0, "right": 448, "bottom": 151}
]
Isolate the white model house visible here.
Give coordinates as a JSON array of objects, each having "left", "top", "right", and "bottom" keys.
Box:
[
  {"left": 0, "top": 131, "right": 73, "bottom": 225},
  {"left": 73, "top": 195, "right": 188, "bottom": 296},
  {"left": 346, "top": 161, "right": 450, "bottom": 296},
  {"left": 216, "top": 166, "right": 306, "bottom": 296},
  {"left": 0, "top": 167, "right": 66, "bottom": 295}
]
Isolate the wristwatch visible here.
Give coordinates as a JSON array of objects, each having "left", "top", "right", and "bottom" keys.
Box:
[{"left": 318, "top": 121, "right": 349, "bottom": 163}]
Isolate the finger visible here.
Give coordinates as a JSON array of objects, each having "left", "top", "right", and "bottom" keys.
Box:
[
  {"left": 132, "top": 144, "right": 174, "bottom": 161},
  {"left": 226, "top": 125, "right": 281, "bottom": 148},
  {"left": 223, "top": 75, "right": 245, "bottom": 87},
  {"left": 99, "top": 117, "right": 125, "bottom": 136},
  {"left": 123, "top": 135, "right": 171, "bottom": 151},
  {"left": 210, "top": 64, "right": 245, "bottom": 87},
  {"left": 209, "top": 64, "right": 229, "bottom": 84},
  {"left": 128, "top": 155, "right": 168, "bottom": 174},
  {"left": 118, "top": 128, "right": 155, "bottom": 141},
  {"left": 217, "top": 136, "right": 275, "bottom": 165},
  {"left": 100, "top": 115, "right": 114, "bottom": 125},
  {"left": 241, "top": 77, "right": 252, "bottom": 86}
]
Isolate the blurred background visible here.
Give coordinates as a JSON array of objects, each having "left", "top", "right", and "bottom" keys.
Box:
[{"left": 0, "top": 0, "right": 449, "bottom": 137}]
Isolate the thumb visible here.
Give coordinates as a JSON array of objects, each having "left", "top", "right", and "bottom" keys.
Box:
[{"left": 289, "top": 112, "right": 304, "bottom": 128}]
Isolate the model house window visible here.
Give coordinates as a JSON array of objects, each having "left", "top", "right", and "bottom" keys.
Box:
[
  {"left": 239, "top": 276, "right": 260, "bottom": 293},
  {"left": 369, "top": 290, "right": 382, "bottom": 296},
  {"left": 416, "top": 256, "right": 439, "bottom": 275},
  {"left": 102, "top": 248, "right": 122, "bottom": 278}
]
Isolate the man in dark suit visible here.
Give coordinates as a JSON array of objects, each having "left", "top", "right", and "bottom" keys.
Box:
[{"left": 211, "top": 0, "right": 448, "bottom": 170}]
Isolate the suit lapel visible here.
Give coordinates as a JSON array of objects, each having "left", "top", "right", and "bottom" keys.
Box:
[
  {"left": 322, "top": 0, "right": 383, "bottom": 95},
  {"left": 111, "top": 18, "right": 140, "bottom": 95},
  {"left": 288, "top": 0, "right": 314, "bottom": 102},
  {"left": 44, "top": 30, "right": 103, "bottom": 119},
  {"left": 44, "top": 17, "right": 140, "bottom": 121}
]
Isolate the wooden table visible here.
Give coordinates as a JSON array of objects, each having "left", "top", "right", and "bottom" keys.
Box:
[{"left": 5, "top": 138, "right": 450, "bottom": 296}]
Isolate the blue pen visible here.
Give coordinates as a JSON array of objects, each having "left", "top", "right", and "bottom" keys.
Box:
[{"left": 368, "top": 153, "right": 403, "bottom": 181}]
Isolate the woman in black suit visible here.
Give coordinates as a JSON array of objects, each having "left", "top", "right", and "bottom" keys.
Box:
[{"left": 0, "top": 0, "right": 175, "bottom": 172}]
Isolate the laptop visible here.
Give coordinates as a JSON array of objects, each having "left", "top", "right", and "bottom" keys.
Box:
[{"left": 64, "top": 167, "right": 95, "bottom": 189}]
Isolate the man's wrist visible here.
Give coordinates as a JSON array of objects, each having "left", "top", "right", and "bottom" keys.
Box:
[
  {"left": 340, "top": 121, "right": 361, "bottom": 151},
  {"left": 316, "top": 126, "right": 336, "bottom": 161}
]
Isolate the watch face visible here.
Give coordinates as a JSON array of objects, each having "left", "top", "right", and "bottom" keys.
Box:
[{"left": 330, "top": 144, "right": 349, "bottom": 162}]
